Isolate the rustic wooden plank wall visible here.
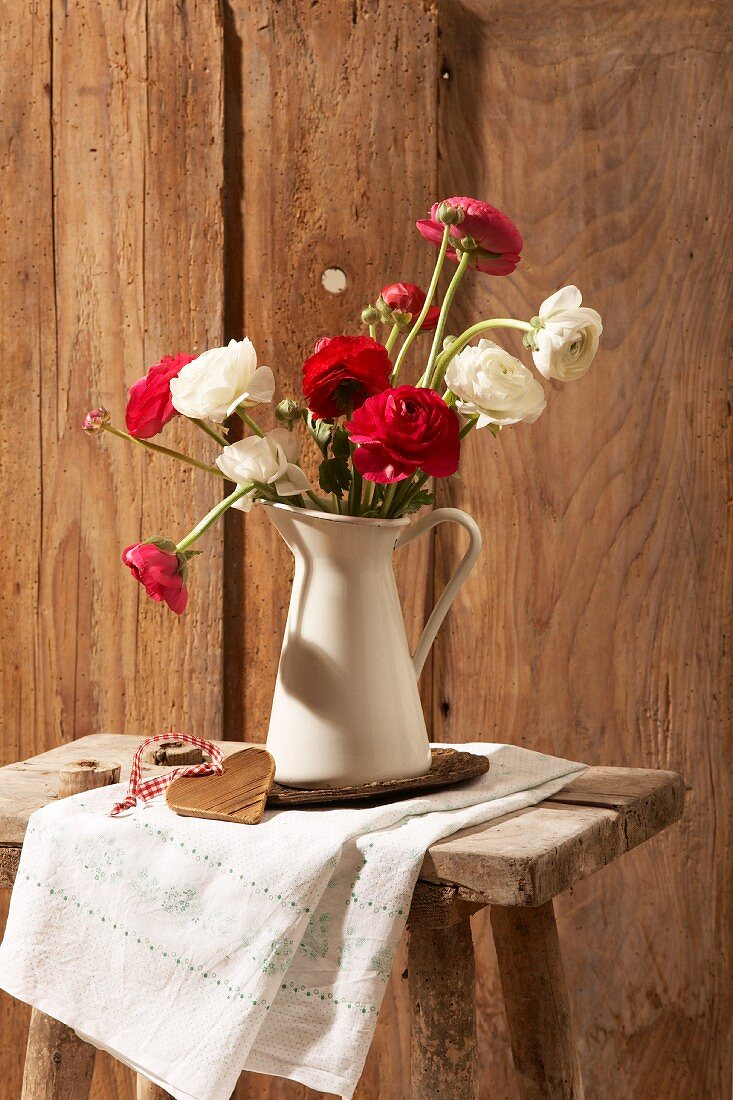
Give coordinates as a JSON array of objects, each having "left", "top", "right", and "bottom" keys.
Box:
[
  {"left": 0, "top": 1, "right": 225, "bottom": 1096},
  {"left": 0, "top": 1, "right": 730, "bottom": 1098},
  {"left": 435, "top": 1, "right": 732, "bottom": 1097},
  {"left": 224, "top": 0, "right": 439, "bottom": 747},
  {"left": 0, "top": 2, "right": 54, "bottom": 1092}
]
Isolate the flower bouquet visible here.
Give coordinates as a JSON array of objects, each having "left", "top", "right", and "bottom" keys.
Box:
[{"left": 85, "top": 195, "right": 602, "bottom": 786}]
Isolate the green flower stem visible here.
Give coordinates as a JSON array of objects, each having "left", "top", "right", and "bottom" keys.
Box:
[
  {"left": 420, "top": 250, "right": 472, "bottom": 389},
  {"left": 460, "top": 417, "right": 478, "bottom": 439},
  {"left": 390, "top": 472, "right": 429, "bottom": 517},
  {"left": 342, "top": 398, "right": 363, "bottom": 517},
  {"left": 379, "top": 483, "right": 397, "bottom": 517},
  {"left": 361, "top": 481, "right": 376, "bottom": 513},
  {"left": 369, "top": 324, "right": 377, "bottom": 340},
  {"left": 192, "top": 419, "right": 228, "bottom": 446},
  {"left": 385, "top": 324, "right": 400, "bottom": 356},
  {"left": 102, "top": 423, "right": 225, "bottom": 478},
  {"left": 351, "top": 463, "right": 363, "bottom": 516},
  {"left": 385, "top": 475, "right": 417, "bottom": 517},
  {"left": 332, "top": 492, "right": 343, "bottom": 515},
  {"left": 176, "top": 483, "right": 253, "bottom": 553},
  {"left": 237, "top": 410, "right": 265, "bottom": 437},
  {"left": 392, "top": 223, "right": 451, "bottom": 383},
  {"left": 432, "top": 318, "right": 533, "bottom": 390},
  {"left": 306, "top": 490, "right": 332, "bottom": 513}
]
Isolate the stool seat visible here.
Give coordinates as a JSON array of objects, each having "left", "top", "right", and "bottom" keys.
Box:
[{"left": 0, "top": 735, "right": 684, "bottom": 1099}]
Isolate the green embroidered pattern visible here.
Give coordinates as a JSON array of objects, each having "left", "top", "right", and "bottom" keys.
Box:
[
  {"left": 25, "top": 809, "right": 386, "bottom": 1017},
  {"left": 278, "top": 979, "right": 378, "bottom": 1016},
  {"left": 338, "top": 929, "right": 394, "bottom": 981},
  {"left": 261, "top": 936, "right": 294, "bottom": 975},
  {"left": 131, "top": 819, "right": 314, "bottom": 918},
  {"left": 22, "top": 872, "right": 269, "bottom": 1005},
  {"left": 299, "top": 913, "right": 330, "bottom": 960},
  {"left": 130, "top": 870, "right": 235, "bottom": 939}
]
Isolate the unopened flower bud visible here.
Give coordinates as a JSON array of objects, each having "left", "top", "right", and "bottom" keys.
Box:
[
  {"left": 436, "top": 201, "right": 465, "bottom": 226},
  {"left": 275, "top": 398, "right": 303, "bottom": 429},
  {"left": 82, "top": 406, "right": 110, "bottom": 435},
  {"left": 361, "top": 304, "right": 381, "bottom": 326},
  {"left": 375, "top": 295, "right": 394, "bottom": 322},
  {"left": 442, "top": 335, "right": 456, "bottom": 351}
]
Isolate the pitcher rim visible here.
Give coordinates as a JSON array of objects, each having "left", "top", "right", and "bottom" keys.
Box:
[{"left": 259, "top": 501, "right": 411, "bottom": 527}]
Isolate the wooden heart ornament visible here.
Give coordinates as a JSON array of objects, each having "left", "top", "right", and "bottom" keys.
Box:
[{"left": 166, "top": 748, "right": 275, "bottom": 825}]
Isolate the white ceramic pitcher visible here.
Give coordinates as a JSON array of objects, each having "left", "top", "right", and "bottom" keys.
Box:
[{"left": 263, "top": 502, "right": 482, "bottom": 787}]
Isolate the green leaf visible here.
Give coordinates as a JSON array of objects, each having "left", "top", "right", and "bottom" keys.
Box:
[
  {"left": 399, "top": 490, "right": 435, "bottom": 516},
  {"left": 331, "top": 425, "right": 351, "bottom": 460},
  {"left": 318, "top": 456, "right": 352, "bottom": 498}
]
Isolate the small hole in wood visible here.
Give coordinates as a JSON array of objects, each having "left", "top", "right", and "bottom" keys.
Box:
[{"left": 321, "top": 267, "right": 347, "bottom": 295}]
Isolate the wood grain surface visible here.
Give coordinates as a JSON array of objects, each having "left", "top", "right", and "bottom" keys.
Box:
[
  {"left": 435, "top": 1, "right": 732, "bottom": 1097},
  {"left": 224, "top": 0, "right": 439, "bottom": 744},
  {"left": 0, "top": 1, "right": 730, "bottom": 1099},
  {"left": 167, "top": 747, "right": 275, "bottom": 824},
  {"left": 0, "top": 4, "right": 55, "bottom": 1095},
  {"left": 0, "top": 2, "right": 225, "bottom": 1097}
]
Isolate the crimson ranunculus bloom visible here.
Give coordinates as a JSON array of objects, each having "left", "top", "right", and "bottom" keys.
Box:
[
  {"left": 302, "top": 335, "right": 392, "bottom": 420},
  {"left": 416, "top": 196, "right": 523, "bottom": 276},
  {"left": 122, "top": 541, "right": 188, "bottom": 614},
  {"left": 380, "top": 282, "right": 441, "bottom": 330},
  {"left": 125, "top": 352, "right": 194, "bottom": 439},
  {"left": 345, "top": 386, "right": 460, "bottom": 484}
]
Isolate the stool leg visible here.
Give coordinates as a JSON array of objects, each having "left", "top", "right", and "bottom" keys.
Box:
[
  {"left": 408, "top": 885, "right": 478, "bottom": 1099},
  {"left": 490, "top": 901, "right": 584, "bottom": 1100},
  {"left": 21, "top": 1008, "right": 95, "bottom": 1099},
  {"left": 136, "top": 1075, "right": 172, "bottom": 1098}
]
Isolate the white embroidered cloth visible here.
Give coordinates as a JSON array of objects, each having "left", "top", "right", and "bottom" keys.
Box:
[{"left": 0, "top": 743, "right": 585, "bottom": 1099}]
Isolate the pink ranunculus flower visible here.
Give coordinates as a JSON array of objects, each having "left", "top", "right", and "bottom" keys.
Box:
[
  {"left": 380, "top": 282, "right": 441, "bottom": 330},
  {"left": 345, "top": 385, "right": 460, "bottom": 483},
  {"left": 416, "top": 196, "right": 523, "bottom": 276},
  {"left": 125, "top": 353, "right": 194, "bottom": 439},
  {"left": 122, "top": 540, "right": 188, "bottom": 614}
]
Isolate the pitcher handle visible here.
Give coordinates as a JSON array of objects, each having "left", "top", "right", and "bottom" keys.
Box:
[{"left": 395, "top": 507, "right": 482, "bottom": 679}]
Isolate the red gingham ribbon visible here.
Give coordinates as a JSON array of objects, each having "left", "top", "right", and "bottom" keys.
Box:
[{"left": 110, "top": 733, "right": 224, "bottom": 816}]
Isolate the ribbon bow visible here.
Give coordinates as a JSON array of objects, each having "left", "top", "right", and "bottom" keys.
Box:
[{"left": 110, "top": 733, "right": 224, "bottom": 816}]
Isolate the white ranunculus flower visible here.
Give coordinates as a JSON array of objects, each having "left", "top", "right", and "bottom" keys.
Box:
[
  {"left": 216, "top": 427, "right": 311, "bottom": 511},
  {"left": 445, "top": 339, "right": 546, "bottom": 428},
  {"left": 169, "top": 338, "right": 275, "bottom": 423},
  {"left": 532, "top": 286, "right": 602, "bottom": 381}
]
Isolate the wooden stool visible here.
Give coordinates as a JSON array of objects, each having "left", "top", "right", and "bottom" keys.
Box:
[{"left": 0, "top": 735, "right": 684, "bottom": 1099}]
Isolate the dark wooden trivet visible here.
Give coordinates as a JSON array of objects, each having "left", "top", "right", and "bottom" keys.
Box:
[{"left": 267, "top": 748, "right": 489, "bottom": 806}]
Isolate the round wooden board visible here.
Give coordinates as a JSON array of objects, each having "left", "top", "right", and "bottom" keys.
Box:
[{"left": 267, "top": 748, "right": 489, "bottom": 806}]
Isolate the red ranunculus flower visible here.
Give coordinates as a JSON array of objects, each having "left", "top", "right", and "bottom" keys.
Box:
[
  {"left": 345, "top": 386, "right": 460, "bottom": 483},
  {"left": 302, "top": 335, "right": 392, "bottom": 420},
  {"left": 125, "top": 352, "right": 194, "bottom": 439},
  {"left": 416, "top": 196, "right": 523, "bottom": 276},
  {"left": 122, "top": 541, "right": 188, "bottom": 614},
  {"left": 380, "top": 282, "right": 441, "bottom": 330}
]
